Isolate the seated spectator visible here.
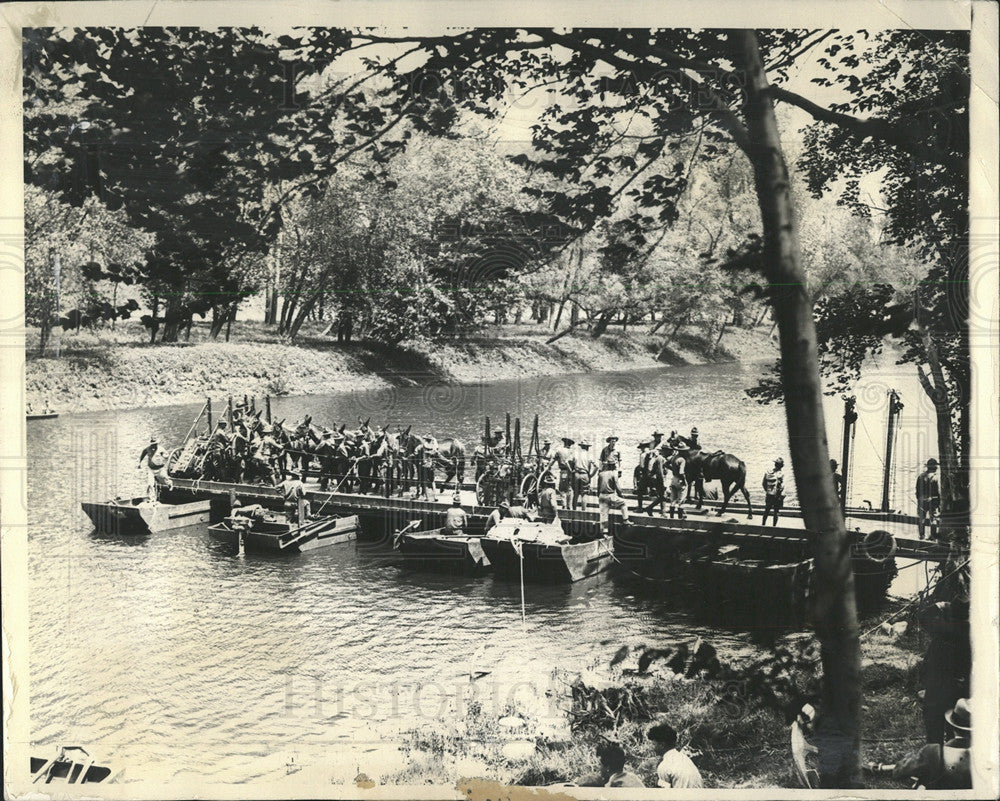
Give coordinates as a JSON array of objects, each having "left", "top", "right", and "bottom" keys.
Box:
[
  {"left": 574, "top": 741, "right": 645, "bottom": 788},
  {"left": 648, "top": 720, "right": 703, "bottom": 788}
]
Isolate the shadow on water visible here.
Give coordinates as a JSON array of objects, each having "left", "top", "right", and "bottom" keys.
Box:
[{"left": 86, "top": 527, "right": 151, "bottom": 546}]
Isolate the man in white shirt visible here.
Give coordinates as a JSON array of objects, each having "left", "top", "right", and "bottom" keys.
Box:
[{"left": 648, "top": 721, "right": 702, "bottom": 789}]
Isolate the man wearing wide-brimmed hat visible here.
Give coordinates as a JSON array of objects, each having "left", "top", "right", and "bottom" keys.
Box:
[
  {"left": 762, "top": 457, "right": 785, "bottom": 526},
  {"left": 572, "top": 439, "right": 598, "bottom": 510},
  {"left": 546, "top": 436, "right": 577, "bottom": 509},
  {"left": 599, "top": 435, "right": 621, "bottom": 477},
  {"left": 415, "top": 434, "right": 439, "bottom": 502},
  {"left": 538, "top": 470, "right": 561, "bottom": 524},
  {"left": 137, "top": 435, "right": 169, "bottom": 501},
  {"left": 597, "top": 459, "right": 630, "bottom": 534},
  {"left": 916, "top": 457, "right": 941, "bottom": 540},
  {"left": 666, "top": 441, "right": 689, "bottom": 520}
]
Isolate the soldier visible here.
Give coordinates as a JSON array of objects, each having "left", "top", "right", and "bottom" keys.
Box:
[
  {"left": 599, "top": 435, "right": 622, "bottom": 477},
  {"left": 644, "top": 445, "right": 667, "bottom": 515},
  {"left": 546, "top": 436, "right": 577, "bottom": 509},
  {"left": 830, "top": 458, "right": 843, "bottom": 499},
  {"left": 539, "top": 438, "right": 552, "bottom": 460},
  {"left": 415, "top": 435, "right": 439, "bottom": 502},
  {"left": 916, "top": 458, "right": 941, "bottom": 540},
  {"left": 572, "top": 440, "right": 598, "bottom": 510},
  {"left": 508, "top": 495, "right": 532, "bottom": 520},
  {"left": 651, "top": 430, "right": 665, "bottom": 450},
  {"left": 280, "top": 469, "right": 309, "bottom": 523},
  {"left": 634, "top": 439, "right": 653, "bottom": 511},
  {"left": 485, "top": 500, "right": 510, "bottom": 532},
  {"left": 666, "top": 442, "right": 689, "bottom": 519},
  {"left": 444, "top": 493, "right": 468, "bottom": 536},
  {"left": 687, "top": 427, "right": 701, "bottom": 451},
  {"left": 762, "top": 457, "right": 785, "bottom": 526},
  {"left": 538, "top": 471, "right": 561, "bottom": 525},
  {"left": 597, "top": 459, "right": 630, "bottom": 534},
  {"left": 137, "top": 435, "right": 169, "bottom": 501}
]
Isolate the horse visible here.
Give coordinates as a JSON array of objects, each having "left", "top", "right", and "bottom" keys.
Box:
[{"left": 685, "top": 449, "right": 753, "bottom": 518}]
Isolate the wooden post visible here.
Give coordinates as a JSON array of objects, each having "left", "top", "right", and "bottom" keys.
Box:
[
  {"left": 485, "top": 417, "right": 491, "bottom": 450},
  {"left": 881, "top": 390, "right": 904, "bottom": 513},
  {"left": 505, "top": 412, "right": 512, "bottom": 456},
  {"left": 206, "top": 397, "right": 213, "bottom": 435},
  {"left": 228, "top": 396, "right": 234, "bottom": 428},
  {"left": 265, "top": 396, "right": 272, "bottom": 424},
  {"left": 840, "top": 396, "right": 857, "bottom": 511}
]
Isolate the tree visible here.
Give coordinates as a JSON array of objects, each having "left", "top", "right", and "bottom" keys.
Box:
[
  {"left": 796, "top": 30, "right": 970, "bottom": 533},
  {"left": 288, "top": 26, "right": 967, "bottom": 785}
]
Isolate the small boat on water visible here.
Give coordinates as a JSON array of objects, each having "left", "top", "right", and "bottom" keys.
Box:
[
  {"left": 31, "top": 746, "right": 112, "bottom": 784},
  {"left": 81, "top": 496, "right": 213, "bottom": 535},
  {"left": 26, "top": 411, "right": 59, "bottom": 420},
  {"left": 208, "top": 509, "right": 359, "bottom": 553},
  {"left": 395, "top": 524, "right": 491, "bottom": 575},
  {"left": 481, "top": 519, "right": 614, "bottom": 583}
]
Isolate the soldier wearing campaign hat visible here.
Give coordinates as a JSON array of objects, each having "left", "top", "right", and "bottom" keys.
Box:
[
  {"left": 572, "top": 439, "right": 598, "bottom": 510},
  {"left": 917, "top": 457, "right": 941, "bottom": 540}
]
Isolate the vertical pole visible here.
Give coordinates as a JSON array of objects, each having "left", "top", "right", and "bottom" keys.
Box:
[
  {"left": 207, "top": 397, "right": 213, "bottom": 435},
  {"left": 485, "top": 417, "right": 491, "bottom": 451},
  {"left": 228, "top": 396, "right": 234, "bottom": 429},
  {"left": 53, "top": 251, "right": 62, "bottom": 358},
  {"left": 266, "top": 396, "right": 272, "bottom": 424},
  {"left": 840, "top": 396, "right": 857, "bottom": 511},
  {"left": 881, "top": 390, "right": 903, "bottom": 513}
]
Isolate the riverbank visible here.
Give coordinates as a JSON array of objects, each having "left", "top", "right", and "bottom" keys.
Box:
[
  {"left": 378, "top": 599, "right": 930, "bottom": 791},
  {"left": 24, "top": 321, "right": 777, "bottom": 413}
]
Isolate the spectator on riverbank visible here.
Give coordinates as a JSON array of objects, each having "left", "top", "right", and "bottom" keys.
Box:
[
  {"left": 648, "top": 721, "right": 702, "bottom": 789},
  {"left": 575, "top": 741, "right": 645, "bottom": 788},
  {"left": 791, "top": 703, "right": 820, "bottom": 788}
]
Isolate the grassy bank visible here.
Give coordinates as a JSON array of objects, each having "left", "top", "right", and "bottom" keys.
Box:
[
  {"left": 25, "top": 320, "right": 776, "bottom": 413},
  {"left": 377, "top": 601, "right": 929, "bottom": 790}
]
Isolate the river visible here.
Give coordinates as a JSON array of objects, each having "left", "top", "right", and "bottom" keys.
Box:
[{"left": 26, "top": 358, "right": 937, "bottom": 783}]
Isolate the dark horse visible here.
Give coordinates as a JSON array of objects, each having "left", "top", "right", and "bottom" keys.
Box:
[{"left": 685, "top": 449, "right": 753, "bottom": 518}]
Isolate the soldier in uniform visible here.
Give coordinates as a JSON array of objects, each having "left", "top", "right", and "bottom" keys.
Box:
[
  {"left": 444, "top": 493, "right": 468, "bottom": 536},
  {"left": 597, "top": 459, "right": 630, "bottom": 534},
  {"left": 572, "top": 440, "right": 598, "bottom": 510},
  {"left": 599, "top": 435, "right": 622, "bottom": 477},
  {"left": 538, "top": 471, "right": 561, "bottom": 524},
  {"left": 761, "top": 457, "right": 785, "bottom": 526},
  {"left": 666, "top": 442, "right": 689, "bottom": 519},
  {"left": 634, "top": 439, "right": 653, "bottom": 511},
  {"left": 643, "top": 444, "right": 667, "bottom": 515},
  {"left": 546, "top": 436, "right": 577, "bottom": 509},
  {"left": 280, "top": 469, "right": 309, "bottom": 523},
  {"left": 651, "top": 430, "right": 665, "bottom": 451},
  {"left": 687, "top": 427, "right": 701, "bottom": 451},
  {"left": 916, "top": 458, "right": 940, "bottom": 540},
  {"left": 415, "top": 435, "right": 439, "bottom": 502},
  {"left": 137, "top": 435, "right": 169, "bottom": 501}
]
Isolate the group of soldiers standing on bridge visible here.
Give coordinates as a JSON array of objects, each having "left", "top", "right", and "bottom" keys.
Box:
[{"left": 164, "top": 398, "right": 757, "bottom": 522}]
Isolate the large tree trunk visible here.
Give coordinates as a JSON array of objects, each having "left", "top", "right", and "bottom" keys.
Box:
[
  {"left": 916, "top": 332, "right": 963, "bottom": 533},
  {"left": 590, "top": 309, "right": 614, "bottom": 338},
  {"left": 733, "top": 29, "right": 861, "bottom": 788}
]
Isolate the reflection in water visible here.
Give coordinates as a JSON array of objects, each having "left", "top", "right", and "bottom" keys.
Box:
[{"left": 26, "top": 361, "right": 934, "bottom": 782}]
